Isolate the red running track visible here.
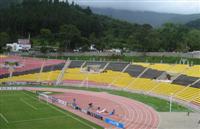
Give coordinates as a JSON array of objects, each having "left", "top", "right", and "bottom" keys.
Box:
[{"left": 24, "top": 87, "right": 159, "bottom": 129}]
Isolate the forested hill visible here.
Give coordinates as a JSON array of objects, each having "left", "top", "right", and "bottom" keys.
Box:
[
  {"left": 186, "top": 19, "right": 200, "bottom": 29},
  {"left": 0, "top": 0, "right": 200, "bottom": 53},
  {"left": 0, "top": 0, "right": 139, "bottom": 51},
  {"left": 92, "top": 7, "right": 200, "bottom": 27}
]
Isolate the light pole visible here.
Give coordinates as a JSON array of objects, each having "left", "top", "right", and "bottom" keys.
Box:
[{"left": 170, "top": 93, "right": 173, "bottom": 112}]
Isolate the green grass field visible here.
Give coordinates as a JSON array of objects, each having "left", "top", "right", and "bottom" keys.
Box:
[{"left": 0, "top": 90, "right": 102, "bottom": 129}]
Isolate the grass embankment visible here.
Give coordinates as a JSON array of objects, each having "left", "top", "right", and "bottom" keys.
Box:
[{"left": 26, "top": 55, "right": 200, "bottom": 65}]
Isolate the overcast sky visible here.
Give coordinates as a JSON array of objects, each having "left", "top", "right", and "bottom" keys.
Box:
[{"left": 66, "top": 0, "right": 200, "bottom": 14}]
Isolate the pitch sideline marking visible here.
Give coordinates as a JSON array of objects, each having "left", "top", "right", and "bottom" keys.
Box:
[
  {"left": 11, "top": 115, "right": 65, "bottom": 124},
  {"left": 22, "top": 91, "right": 97, "bottom": 129},
  {"left": 0, "top": 113, "right": 9, "bottom": 124},
  {"left": 22, "top": 91, "right": 38, "bottom": 101},
  {"left": 45, "top": 102, "right": 97, "bottom": 129},
  {"left": 20, "top": 98, "right": 38, "bottom": 110}
]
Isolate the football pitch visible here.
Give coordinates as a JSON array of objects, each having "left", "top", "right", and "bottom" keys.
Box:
[{"left": 0, "top": 90, "right": 102, "bottom": 129}]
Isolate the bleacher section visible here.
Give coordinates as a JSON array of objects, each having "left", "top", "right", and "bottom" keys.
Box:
[
  {"left": 172, "top": 75, "right": 199, "bottom": 86},
  {"left": 0, "top": 57, "right": 200, "bottom": 105},
  {"left": 0, "top": 62, "right": 65, "bottom": 79},
  {"left": 148, "top": 63, "right": 174, "bottom": 71},
  {"left": 184, "top": 65, "right": 200, "bottom": 78},
  {"left": 128, "top": 78, "right": 158, "bottom": 91},
  {"left": 42, "top": 63, "right": 65, "bottom": 72},
  {"left": 0, "top": 55, "right": 7, "bottom": 58},
  {"left": 175, "top": 87, "right": 200, "bottom": 102},
  {"left": 0, "top": 70, "right": 60, "bottom": 82},
  {"left": 84, "top": 61, "right": 107, "bottom": 69},
  {"left": 192, "top": 81, "right": 200, "bottom": 88},
  {"left": 193, "top": 96, "right": 200, "bottom": 104},
  {"left": 151, "top": 83, "right": 184, "bottom": 96},
  {"left": 124, "top": 65, "right": 146, "bottom": 77},
  {"left": 68, "top": 61, "right": 85, "bottom": 68},
  {"left": 134, "top": 63, "right": 190, "bottom": 75},
  {"left": 0, "top": 56, "right": 65, "bottom": 79},
  {"left": 106, "top": 62, "right": 129, "bottom": 71},
  {"left": 141, "top": 69, "right": 163, "bottom": 79}
]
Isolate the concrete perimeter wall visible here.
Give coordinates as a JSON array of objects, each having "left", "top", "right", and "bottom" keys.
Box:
[{"left": 18, "top": 51, "right": 200, "bottom": 59}]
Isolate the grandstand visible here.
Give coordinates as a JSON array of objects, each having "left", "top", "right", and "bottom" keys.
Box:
[{"left": 0, "top": 56, "right": 200, "bottom": 108}]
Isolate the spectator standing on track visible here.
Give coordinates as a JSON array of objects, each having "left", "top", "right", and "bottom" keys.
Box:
[
  {"left": 198, "top": 120, "right": 200, "bottom": 126},
  {"left": 88, "top": 103, "right": 93, "bottom": 110},
  {"left": 110, "top": 109, "right": 115, "bottom": 115},
  {"left": 96, "top": 107, "right": 101, "bottom": 113},
  {"left": 187, "top": 112, "right": 190, "bottom": 116},
  {"left": 72, "top": 98, "right": 77, "bottom": 108}
]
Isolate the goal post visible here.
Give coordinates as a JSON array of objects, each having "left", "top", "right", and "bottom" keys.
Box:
[{"left": 38, "top": 92, "right": 50, "bottom": 104}]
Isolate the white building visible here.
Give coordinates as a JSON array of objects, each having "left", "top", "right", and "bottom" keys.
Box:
[
  {"left": 6, "top": 39, "right": 31, "bottom": 52},
  {"left": 89, "top": 44, "right": 97, "bottom": 51},
  {"left": 6, "top": 43, "right": 22, "bottom": 52}
]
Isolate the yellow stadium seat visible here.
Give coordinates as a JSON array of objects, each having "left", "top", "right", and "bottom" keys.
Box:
[{"left": 0, "top": 67, "right": 199, "bottom": 105}]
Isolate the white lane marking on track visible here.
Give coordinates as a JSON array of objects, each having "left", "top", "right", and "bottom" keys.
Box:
[
  {"left": 144, "top": 107, "right": 151, "bottom": 129},
  {"left": 126, "top": 101, "right": 139, "bottom": 129},
  {"left": 0, "top": 113, "right": 9, "bottom": 124},
  {"left": 110, "top": 96, "right": 137, "bottom": 129},
  {"left": 20, "top": 98, "right": 38, "bottom": 110},
  {"left": 140, "top": 103, "right": 148, "bottom": 129}
]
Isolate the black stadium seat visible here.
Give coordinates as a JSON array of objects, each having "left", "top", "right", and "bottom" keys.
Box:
[
  {"left": 192, "top": 81, "right": 200, "bottom": 88},
  {"left": 68, "top": 61, "right": 85, "bottom": 68},
  {"left": 141, "top": 69, "right": 163, "bottom": 79},
  {"left": 124, "top": 65, "right": 146, "bottom": 77},
  {"left": 172, "top": 75, "right": 199, "bottom": 86},
  {"left": 105, "top": 62, "right": 129, "bottom": 71}
]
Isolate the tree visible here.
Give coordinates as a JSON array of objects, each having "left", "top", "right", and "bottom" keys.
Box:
[
  {"left": 84, "top": 7, "right": 92, "bottom": 15},
  {"left": 59, "top": 24, "right": 81, "bottom": 51},
  {"left": 184, "top": 29, "right": 200, "bottom": 51},
  {"left": 39, "top": 28, "right": 52, "bottom": 53},
  {"left": 158, "top": 23, "right": 188, "bottom": 52},
  {"left": 127, "top": 24, "right": 158, "bottom": 52},
  {"left": 40, "top": 28, "right": 52, "bottom": 44},
  {"left": 186, "top": 19, "right": 200, "bottom": 29},
  {"left": 0, "top": 0, "right": 197, "bottom": 53},
  {"left": 80, "top": 37, "right": 90, "bottom": 51},
  {"left": 0, "top": 32, "right": 10, "bottom": 53}
]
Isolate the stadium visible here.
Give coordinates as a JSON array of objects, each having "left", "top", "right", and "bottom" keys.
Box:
[
  {"left": 0, "top": 55, "right": 199, "bottom": 129},
  {"left": 1, "top": 0, "right": 200, "bottom": 129}
]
